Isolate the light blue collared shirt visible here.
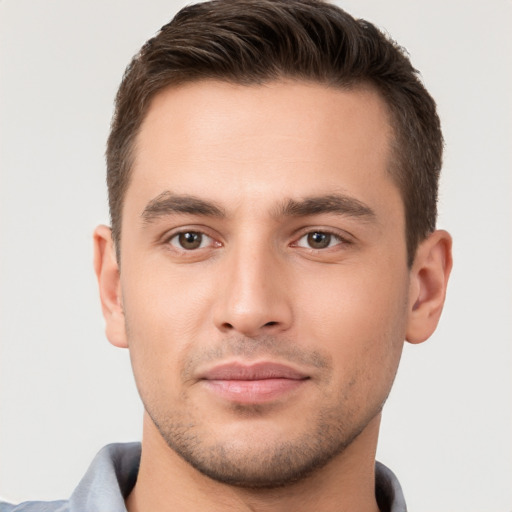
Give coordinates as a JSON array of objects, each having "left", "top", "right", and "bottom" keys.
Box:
[{"left": 1, "top": 443, "right": 407, "bottom": 511}]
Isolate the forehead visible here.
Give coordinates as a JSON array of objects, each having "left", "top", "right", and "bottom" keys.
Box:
[{"left": 127, "top": 80, "right": 398, "bottom": 218}]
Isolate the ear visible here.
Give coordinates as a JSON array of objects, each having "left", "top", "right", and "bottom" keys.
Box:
[
  {"left": 406, "top": 229, "right": 453, "bottom": 344},
  {"left": 93, "top": 225, "right": 128, "bottom": 348}
]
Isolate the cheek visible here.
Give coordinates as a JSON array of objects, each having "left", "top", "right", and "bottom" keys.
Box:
[
  {"left": 298, "top": 260, "right": 408, "bottom": 328},
  {"left": 119, "top": 264, "right": 216, "bottom": 399},
  {"left": 122, "top": 256, "right": 215, "bottom": 338},
  {"left": 294, "top": 263, "right": 409, "bottom": 385}
]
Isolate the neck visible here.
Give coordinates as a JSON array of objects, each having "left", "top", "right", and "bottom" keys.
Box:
[{"left": 126, "top": 413, "right": 382, "bottom": 512}]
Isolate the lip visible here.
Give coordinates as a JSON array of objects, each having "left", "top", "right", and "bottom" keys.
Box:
[
  {"left": 199, "top": 362, "right": 309, "bottom": 404},
  {"left": 201, "top": 361, "right": 308, "bottom": 381}
]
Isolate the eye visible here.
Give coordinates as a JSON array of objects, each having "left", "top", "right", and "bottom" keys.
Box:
[
  {"left": 295, "top": 231, "right": 344, "bottom": 250},
  {"left": 168, "top": 231, "right": 213, "bottom": 250}
]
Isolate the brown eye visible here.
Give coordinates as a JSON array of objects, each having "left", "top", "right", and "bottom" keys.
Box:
[
  {"left": 294, "top": 231, "right": 345, "bottom": 250},
  {"left": 170, "top": 231, "right": 206, "bottom": 250},
  {"left": 307, "top": 232, "right": 332, "bottom": 249}
]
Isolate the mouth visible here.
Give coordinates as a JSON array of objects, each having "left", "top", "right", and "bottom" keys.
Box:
[{"left": 199, "top": 361, "right": 310, "bottom": 404}]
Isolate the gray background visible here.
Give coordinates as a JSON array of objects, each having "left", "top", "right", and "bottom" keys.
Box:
[{"left": 1, "top": 1, "right": 511, "bottom": 510}]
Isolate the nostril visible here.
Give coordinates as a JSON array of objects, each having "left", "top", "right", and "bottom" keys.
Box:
[{"left": 264, "top": 321, "right": 278, "bottom": 327}]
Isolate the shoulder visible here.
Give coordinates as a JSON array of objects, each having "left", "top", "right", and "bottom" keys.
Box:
[
  {"left": 0, "top": 442, "right": 141, "bottom": 512},
  {"left": 375, "top": 461, "right": 407, "bottom": 512},
  {"left": 0, "top": 499, "right": 68, "bottom": 512}
]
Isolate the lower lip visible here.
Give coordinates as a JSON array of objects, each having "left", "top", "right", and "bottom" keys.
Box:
[{"left": 202, "top": 378, "right": 306, "bottom": 404}]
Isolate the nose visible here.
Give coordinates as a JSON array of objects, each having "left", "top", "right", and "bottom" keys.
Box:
[{"left": 213, "top": 242, "right": 293, "bottom": 338}]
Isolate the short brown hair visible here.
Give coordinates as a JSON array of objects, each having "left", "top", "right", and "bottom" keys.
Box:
[{"left": 107, "top": 0, "right": 443, "bottom": 266}]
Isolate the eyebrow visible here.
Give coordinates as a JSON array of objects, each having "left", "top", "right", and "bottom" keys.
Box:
[
  {"left": 141, "top": 191, "right": 376, "bottom": 224},
  {"left": 276, "top": 194, "right": 376, "bottom": 220},
  {"left": 141, "top": 191, "right": 225, "bottom": 223}
]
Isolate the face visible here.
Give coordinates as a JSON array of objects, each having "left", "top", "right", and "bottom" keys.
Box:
[{"left": 115, "top": 81, "right": 413, "bottom": 486}]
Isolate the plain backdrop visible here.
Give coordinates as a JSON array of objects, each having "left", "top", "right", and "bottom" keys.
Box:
[{"left": 1, "top": 1, "right": 511, "bottom": 511}]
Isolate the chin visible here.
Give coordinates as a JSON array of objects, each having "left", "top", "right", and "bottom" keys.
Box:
[{"left": 148, "top": 403, "right": 376, "bottom": 488}]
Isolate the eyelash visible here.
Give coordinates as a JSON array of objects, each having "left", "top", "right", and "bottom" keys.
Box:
[
  {"left": 166, "top": 230, "right": 219, "bottom": 251},
  {"left": 164, "top": 227, "right": 351, "bottom": 253},
  {"left": 291, "top": 229, "right": 351, "bottom": 251}
]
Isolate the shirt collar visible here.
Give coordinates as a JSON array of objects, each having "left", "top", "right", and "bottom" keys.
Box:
[{"left": 68, "top": 443, "right": 406, "bottom": 512}]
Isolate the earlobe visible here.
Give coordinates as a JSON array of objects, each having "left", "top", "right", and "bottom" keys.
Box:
[
  {"left": 93, "top": 225, "right": 128, "bottom": 348},
  {"left": 406, "top": 230, "right": 453, "bottom": 344}
]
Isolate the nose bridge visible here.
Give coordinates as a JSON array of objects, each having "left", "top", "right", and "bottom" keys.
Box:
[{"left": 214, "top": 233, "right": 292, "bottom": 336}]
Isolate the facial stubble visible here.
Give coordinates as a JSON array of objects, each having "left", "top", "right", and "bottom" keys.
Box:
[{"left": 132, "top": 335, "right": 395, "bottom": 489}]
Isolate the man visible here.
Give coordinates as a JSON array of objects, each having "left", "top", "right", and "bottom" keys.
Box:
[{"left": 2, "top": 0, "right": 452, "bottom": 510}]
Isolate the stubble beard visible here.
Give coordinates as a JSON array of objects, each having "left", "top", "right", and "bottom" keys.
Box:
[
  {"left": 144, "top": 387, "right": 385, "bottom": 489},
  {"left": 133, "top": 334, "right": 395, "bottom": 489}
]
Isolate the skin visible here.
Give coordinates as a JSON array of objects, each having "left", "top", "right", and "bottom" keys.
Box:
[{"left": 94, "top": 80, "right": 452, "bottom": 512}]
